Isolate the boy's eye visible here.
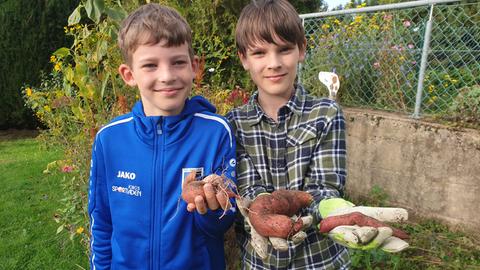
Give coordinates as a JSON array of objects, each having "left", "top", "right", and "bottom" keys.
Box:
[
  {"left": 142, "top": 63, "right": 156, "bottom": 69},
  {"left": 251, "top": 51, "right": 265, "bottom": 56},
  {"left": 173, "top": 60, "right": 187, "bottom": 66},
  {"left": 280, "top": 47, "right": 293, "bottom": 53}
]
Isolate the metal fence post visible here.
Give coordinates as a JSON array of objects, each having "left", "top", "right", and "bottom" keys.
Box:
[{"left": 413, "top": 4, "right": 435, "bottom": 119}]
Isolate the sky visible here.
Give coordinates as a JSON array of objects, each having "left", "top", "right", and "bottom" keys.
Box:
[{"left": 323, "top": 0, "right": 350, "bottom": 10}]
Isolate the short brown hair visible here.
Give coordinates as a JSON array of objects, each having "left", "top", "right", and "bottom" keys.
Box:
[
  {"left": 235, "top": 0, "right": 305, "bottom": 55},
  {"left": 118, "top": 3, "right": 194, "bottom": 64}
]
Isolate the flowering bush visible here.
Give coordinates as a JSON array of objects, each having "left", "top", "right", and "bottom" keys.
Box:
[{"left": 302, "top": 6, "right": 420, "bottom": 111}]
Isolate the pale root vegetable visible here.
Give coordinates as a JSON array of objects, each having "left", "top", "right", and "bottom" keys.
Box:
[
  {"left": 247, "top": 190, "right": 313, "bottom": 239},
  {"left": 319, "top": 212, "right": 409, "bottom": 239}
]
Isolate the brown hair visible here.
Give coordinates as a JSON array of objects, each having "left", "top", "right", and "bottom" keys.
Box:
[
  {"left": 118, "top": 3, "right": 193, "bottom": 64},
  {"left": 235, "top": 0, "right": 305, "bottom": 55}
]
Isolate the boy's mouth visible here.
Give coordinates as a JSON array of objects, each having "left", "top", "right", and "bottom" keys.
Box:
[
  {"left": 265, "top": 73, "right": 287, "bottom": 82},
  {"left": 154, "top": 88, "right": 182, "bottom": 96}
]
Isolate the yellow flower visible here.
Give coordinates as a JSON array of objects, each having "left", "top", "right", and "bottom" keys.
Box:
[
  {"left": 428, "top": 85, "right": 434, "bottom": 92},
  {"left": 76, "top": 227, "right": 84, "bottom": 234},
  {"left": 322, "top": 24, "right": 331, "bottom": 30},
  {"left": 334, "top": 19, "right": 341, "bottom": 25},
  {"left": 54, "top": 63, "right": 61, "bottom": 71},
  {"left": 354, "top": 16, "right": 363, "bottom": 23},
  {"left": 451, "top": 79, "right": 458, "bottom": 84},
  {"left": 26, "top": 87, "right": 32, "bottom": 96},
  {"left": 44, "top": 105, "right": 51, "bottom": 112},
  {"left": 50, "top": 55, "right": 57, "bottom": 63}
]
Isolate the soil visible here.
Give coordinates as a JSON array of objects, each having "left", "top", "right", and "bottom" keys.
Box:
[{"left": 0, "top": 129, "right": 39, "bottom": 141}]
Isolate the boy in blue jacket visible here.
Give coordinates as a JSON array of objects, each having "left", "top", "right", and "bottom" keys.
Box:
[{"left": 88, "top": 3, "right": 236, "bottom": 269}]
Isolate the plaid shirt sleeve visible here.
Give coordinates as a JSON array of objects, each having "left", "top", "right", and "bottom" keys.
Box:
[
  {"left": 303, "top": 102, "right": 347, "bottom": 225},
  {"left": 226, "top": 111, "right": 267, "bottom": 200}
]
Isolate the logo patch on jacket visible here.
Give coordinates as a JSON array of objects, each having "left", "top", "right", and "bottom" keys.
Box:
[
  {"left": 117, "top": 170, "right": 136, "bottom": 180},
  {"left": 181, "top": 167, "right": 204, "bottom": 185}
]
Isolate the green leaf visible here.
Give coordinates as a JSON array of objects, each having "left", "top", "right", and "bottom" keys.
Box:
[
  {"left": 85, "top": 0, "right": 105, "bottom": 23},
  {"left": 56, "top": 225, "right": 64, "bottom": 234},
  {"left": 53, "top": 47, "right": 70, "bottom": 58},
  {"left": 96, "top": 40, "right": 108, "bottom": 61},
  {"left": 68, "top": 6, "right": 82, "bottom": 26},
  {"left": 105, "top": 6, "right": 127, "bottom": 22},
  {"left": 100, "top": 73, "right": 110, "bottom": 98}
]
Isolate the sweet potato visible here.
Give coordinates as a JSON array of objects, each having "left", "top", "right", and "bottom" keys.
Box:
[
  {"left": 248, "top": 190, "right": 313, "bottom": 239},
  {"left": 181, "top": 172, "right": 236, "bottom": 204},
  {"left": 319, "top": 212, "right": 409, "bottom": 239}
]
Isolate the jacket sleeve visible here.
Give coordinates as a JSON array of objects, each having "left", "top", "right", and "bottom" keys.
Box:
[
  {"left": 194, "top": 123, "right": 237, "bottom": 238},
  {"left": 303, "top": 102, "right": 347, "bottom": 225},
  {"left": 88, "top": 137, "right": 112, "bottom": 269}
]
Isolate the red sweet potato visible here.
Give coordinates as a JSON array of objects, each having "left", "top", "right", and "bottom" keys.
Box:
[
  {"left": 181, "top": 172, "right": 236, "bottom": 204},
  {"left": 248, "top": 190, "right": 313, "bottom": 239},
  {"left": 319, "top": 212, "right": 409, "bottom": 239}
]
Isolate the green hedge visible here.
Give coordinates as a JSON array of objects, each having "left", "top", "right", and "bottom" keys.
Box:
[{"left": 0, "top": 0, "right": 78, "bottom": 129}]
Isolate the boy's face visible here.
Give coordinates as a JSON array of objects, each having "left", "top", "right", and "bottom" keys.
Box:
[
  {"left": 119, "top": 41, "right": 198, "bottom": 116},
  {"left": 239, "top": 38, "right": 306, "bottom": 100}
]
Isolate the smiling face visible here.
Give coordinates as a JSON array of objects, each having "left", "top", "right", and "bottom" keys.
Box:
[
  {"left": 239, "top": 37, "right": 306, "bottom": 102},
  {"left": 119, "top": 41, "right": 198, "bottom": 116}
]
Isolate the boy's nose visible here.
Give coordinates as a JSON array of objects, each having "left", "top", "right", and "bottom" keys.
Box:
[
  {"left": 267, "top": 53, "right": 282, "bottom": 70},
  {"left": 156, "top": 68, "right": 176, "bottom": 83}
]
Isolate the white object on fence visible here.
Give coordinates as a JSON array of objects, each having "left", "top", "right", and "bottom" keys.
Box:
[{"left": 318, "top": 72, "right": 340, "bottom": 100}]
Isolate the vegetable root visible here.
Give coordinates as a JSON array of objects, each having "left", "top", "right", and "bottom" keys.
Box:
[
  {"left": 248, "top": 190, "right": 313, "bottom": 239},
  {"left": 319, "top": 212, "right": 409, "bottom": 239},
  {"left": 181, "top": 172, "right": 238, "bottom": 216}
]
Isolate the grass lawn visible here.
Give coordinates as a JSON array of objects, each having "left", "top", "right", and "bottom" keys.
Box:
[{"left": 0, "top": 135, "right": 88, "bottom": 269}]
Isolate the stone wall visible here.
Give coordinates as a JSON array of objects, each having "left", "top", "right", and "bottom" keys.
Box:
[{"left": 344, "top": 108, "right": 480, "bottom": 231}]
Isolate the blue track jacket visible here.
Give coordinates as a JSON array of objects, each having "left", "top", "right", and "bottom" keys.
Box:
[{"left": 88, "top": 96, "right": 237, "bottom": 270}]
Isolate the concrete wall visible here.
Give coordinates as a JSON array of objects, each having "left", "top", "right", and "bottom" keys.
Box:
[{"left": 344, "top": 108, "right": 480, "bottom": 231}]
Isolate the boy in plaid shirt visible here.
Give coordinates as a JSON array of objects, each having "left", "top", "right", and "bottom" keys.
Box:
[
  {"left": 226, "top": 0, "right": 351, "bottom": 268},
  {"left": 227, "top": 1, "right": 409, "bottom": 269}
]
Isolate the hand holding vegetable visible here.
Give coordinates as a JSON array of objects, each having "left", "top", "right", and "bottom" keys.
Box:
[
  {"left": 182, "top": 171, "right": 236, "bottom": 215},
  {"left": 236, "top": 190, "right": 314, "bottom": 260},
  {"left": 318, "top": 198, "right": 410, "bottom": 252}
]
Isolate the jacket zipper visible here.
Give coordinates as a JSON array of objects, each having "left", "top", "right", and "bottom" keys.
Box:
[
  {"left": 150, "top": 118, "right": 163, "bottom": 270},
  {"left": 153, "top": 118, "right": 164, "bottom": 269}
]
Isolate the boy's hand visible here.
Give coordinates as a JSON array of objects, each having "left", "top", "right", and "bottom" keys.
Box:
[
  {"left": 236, "top": 196, "right": 313, "bottom": 260},
  {"left": 183, "top": 171, "right": 232, "bottom": 215}
]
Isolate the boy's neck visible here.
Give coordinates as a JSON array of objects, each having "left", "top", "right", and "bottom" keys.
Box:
[{"left": 257, "top": 89, "right": 294, "bottom": 122}]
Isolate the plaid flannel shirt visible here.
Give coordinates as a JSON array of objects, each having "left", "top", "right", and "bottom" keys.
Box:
[{"left": 226, "top": 84, "right": 350, "bottom": 270}]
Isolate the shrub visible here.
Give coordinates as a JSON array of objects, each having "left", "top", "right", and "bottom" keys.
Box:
[{"left": 446, "top": 85, "right": 480, "bottom": 128}]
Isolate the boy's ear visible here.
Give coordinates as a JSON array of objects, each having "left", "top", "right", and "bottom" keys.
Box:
[
  {"left": 118, "top": 64, "right": 137, "bottom": 87},
  {"left": 191, "top": 55, "right": 200, "bottom": 75},
  {"left": 299, "top": 38, "right": 307, "bottom": 63},
  {"left": 238, "top": 52, "right": 250, "bottom": 71}
]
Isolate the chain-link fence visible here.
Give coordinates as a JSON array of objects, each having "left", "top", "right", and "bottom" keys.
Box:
[{"left": 299, "top": 0, "right": 480, "bottom": 121}]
